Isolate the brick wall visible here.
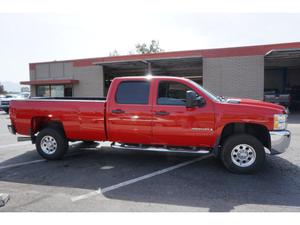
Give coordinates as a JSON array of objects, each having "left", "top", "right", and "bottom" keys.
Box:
[
  {"left": 31, "top": 62, "right": 104, "bottom": 97},
  {"left": 203, "top": 55, "right": 264, "bottom": 100},
  {"left": 73, "top": 65, "right": 104, "bottom": 97}
]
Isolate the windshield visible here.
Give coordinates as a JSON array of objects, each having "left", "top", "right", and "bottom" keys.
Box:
[
  {"left": 187, "top": 79, "right": 220, "bottom": 102},
  {"left": 4, "top": 94, "right": 20, "bottom": 99},
  {"left": 5, "top": 95, "right": 15, "bottom": 98},
  {"left": 21, "top": 93, "right": 30, "bottom": 98}
]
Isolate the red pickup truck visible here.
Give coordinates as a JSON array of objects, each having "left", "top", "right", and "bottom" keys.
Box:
[{"left": 8, "top": 76, "right": 291, "bottom": 174}]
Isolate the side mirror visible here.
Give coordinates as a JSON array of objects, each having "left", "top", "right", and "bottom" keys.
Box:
[
  {"left": 186, "top": 90, "right": 205, "bottom": 108},
  {"left": 197, "top": 96, "right": 206, "bottom": 107}
]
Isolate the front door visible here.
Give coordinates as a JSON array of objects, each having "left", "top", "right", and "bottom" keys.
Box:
[{"left": 152, "top": 79, "right": 215, "bottom": 147}]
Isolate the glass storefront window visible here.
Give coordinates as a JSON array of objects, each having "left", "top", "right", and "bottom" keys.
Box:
[
  {"left": 37, "top": 85, "right": 50, "bottom": 97},
  {"left": 36, "top": 85, "right": 72, "bottom": 97},
  {"left": 51, "top": 85, "right": 64, "bottom": 97}
]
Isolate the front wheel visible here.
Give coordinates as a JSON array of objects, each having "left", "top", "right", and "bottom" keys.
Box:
[
  {"left": 221, "top": 134, "right": 265, "bottom": 174},
  {"left": 36, "top": 127, "right": 68, "bottom": 160}
]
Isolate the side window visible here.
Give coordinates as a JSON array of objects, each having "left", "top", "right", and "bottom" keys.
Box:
[
  {"left": 157, "top": 81, "right": 196, "bottom": 106},
  {"left": 116, "top": 81, "right": 150, "bottom": 104}
]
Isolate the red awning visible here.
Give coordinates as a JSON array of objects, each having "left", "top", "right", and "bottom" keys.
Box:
[{"left": 20, "top": 79, "right": 79, "bottom": 85}]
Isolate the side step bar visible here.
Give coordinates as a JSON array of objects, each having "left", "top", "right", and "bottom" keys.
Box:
[
  {"left": 111, "top": 142, "right": 211, "bottom": 154},
  {"left": 17, "top": 136, "right": 32, "bottom": 142}
]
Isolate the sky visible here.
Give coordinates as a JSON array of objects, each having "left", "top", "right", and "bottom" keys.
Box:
[{"left": 0, "top": 1, "right": 300, "bottom": 91}]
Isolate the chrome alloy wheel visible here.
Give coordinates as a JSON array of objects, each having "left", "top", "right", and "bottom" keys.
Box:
[
  {"left": 231, "top": 144, "right": 256, "bottom": 167},
  {"left": 40, "top": 135, "right": 57, "bottom": 155}
]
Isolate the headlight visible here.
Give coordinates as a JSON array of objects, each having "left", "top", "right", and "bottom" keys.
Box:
[{"left": 274, "top": 114, "right": 287, "bottom": 130}]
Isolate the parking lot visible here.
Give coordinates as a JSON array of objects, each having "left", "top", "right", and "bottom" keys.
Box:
[{"left": 0, "top": 111, "right": 299, "bottom": 212}]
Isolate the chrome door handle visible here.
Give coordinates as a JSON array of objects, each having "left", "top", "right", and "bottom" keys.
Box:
[
  {"left": 112, "top": 109, "right": 125, "bottom": 114},
  {"left": 155, "top": 111, "right": 170, "bottom": 116}
]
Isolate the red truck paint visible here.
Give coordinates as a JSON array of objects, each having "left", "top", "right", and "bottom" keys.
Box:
[{"left": 8, "top": 76, "right": 291, "bottom": 173}]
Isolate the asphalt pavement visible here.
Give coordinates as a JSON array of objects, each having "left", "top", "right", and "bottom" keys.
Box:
[{"left": 0, "top": 111, "right": 299, "bottom": 212}]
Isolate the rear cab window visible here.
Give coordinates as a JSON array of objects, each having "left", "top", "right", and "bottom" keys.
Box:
[{"left": 116, "top": 81, "right": 150, "bottom": 104}]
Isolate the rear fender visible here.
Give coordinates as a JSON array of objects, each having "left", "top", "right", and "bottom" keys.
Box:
[{"left": 31, "top": 117, "right": 65, "bottom": 143}]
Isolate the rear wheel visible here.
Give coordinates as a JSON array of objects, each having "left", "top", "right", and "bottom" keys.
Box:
[
  {"left": 36, "top": 127, "right": 68, "bottom": 160},
  {"left": 221, "top": 134, "right": 265, "bottom": 174}
]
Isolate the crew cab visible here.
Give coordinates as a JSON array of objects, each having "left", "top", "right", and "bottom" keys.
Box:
[{"left": 8, "top": 76, "right": 291, "bottom": 174}]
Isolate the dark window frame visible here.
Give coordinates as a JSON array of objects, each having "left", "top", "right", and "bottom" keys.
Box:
[
  {"left": 115, "top": 81, "right": 150, "bottom": 105},
  {"left": 156, "top": 81, "right": 197, "bottom": 106}
]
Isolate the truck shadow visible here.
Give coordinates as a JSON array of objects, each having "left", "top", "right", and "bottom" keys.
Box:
[{"left": 0, "top": 144, "right": 299, "bottom": 212}]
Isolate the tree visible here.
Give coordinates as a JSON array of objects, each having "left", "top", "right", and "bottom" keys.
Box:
[
  {"left": 135, "top": 40, "right": 164, "bottom": 54},
  {"left": 109, "top": 49, "right": 120, "bottom": 56},
  {"left": 109, "top": 40, "right": 164, "bottom": 56},
  {"left": 0, "top": 82, "right": 6, "bottom": 95}
]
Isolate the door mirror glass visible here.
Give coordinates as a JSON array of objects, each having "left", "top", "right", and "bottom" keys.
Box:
[{"left": 186, "top": 90, "right": 205, "bottom": 108}]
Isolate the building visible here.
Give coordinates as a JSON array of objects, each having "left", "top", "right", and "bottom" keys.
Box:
[{"left": 21, "top": 42, "right": 300, "bottom": 105}]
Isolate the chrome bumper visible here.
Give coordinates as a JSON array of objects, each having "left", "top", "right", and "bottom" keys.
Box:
[{"left": 269, "top": 130, "right": 291, "bottom": 155}]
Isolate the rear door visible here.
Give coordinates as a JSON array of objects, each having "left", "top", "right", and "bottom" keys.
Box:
[{"left": 106, "top": 79, "right": 153, "bottom": 144}]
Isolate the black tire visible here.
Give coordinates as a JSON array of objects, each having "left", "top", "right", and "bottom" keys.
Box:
[
  {"left": 221, "top": 134, "right": 265, "bottom": 174},
  {"left": 36, "top": 127, "right": 68, "bottom": 160},
  {"left": 3, "top": 108, "right": 9, "bottom": 114}
]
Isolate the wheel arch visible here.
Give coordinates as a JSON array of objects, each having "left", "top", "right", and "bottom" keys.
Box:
[
  {"left": 31, "top": 117, "right": 66, "bottom": 142},
  {"left": 218, "top": 122, "right": 271, "bottom": 150}
]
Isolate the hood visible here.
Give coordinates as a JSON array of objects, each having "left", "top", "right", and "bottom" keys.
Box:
[{"left": 226, "top": 98, "right": 285, "bottom": 112}]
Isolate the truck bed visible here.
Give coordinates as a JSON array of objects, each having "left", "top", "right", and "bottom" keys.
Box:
[
  {"left": 31, "top": 97, "right": 107, "bottom": 101},
  {"left": 10, "top": 98, "right": 107, "bottom": 141}
]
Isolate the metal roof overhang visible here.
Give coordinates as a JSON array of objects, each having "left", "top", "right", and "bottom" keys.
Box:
[
  {"left": 20, "top": 79, "right": 79, "bottom": 85},
  {"left": 93, "top": 56, "right": 203, "bottom": 77},
  {"left": 265, "top": 48, "right": 300, "bottom": 68}
]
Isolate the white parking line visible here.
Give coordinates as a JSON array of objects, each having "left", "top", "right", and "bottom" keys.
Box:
[
  {"left": 0, "top": 142, "right": 32, "bottom": 150},
  {"left": 71, "top": 154, "right": 212, "bottom": 202},
  {"left": 0, "top": 159, "right": 46, "bottom": 170}
]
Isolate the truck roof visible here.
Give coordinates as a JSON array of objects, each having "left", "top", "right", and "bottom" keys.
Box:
[{"left": 113, "top": 75, "right": 188, "bottom": 81}]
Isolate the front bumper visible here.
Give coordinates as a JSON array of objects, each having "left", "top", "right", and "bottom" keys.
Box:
[{"left": 269, "top": 130, "right": 291, "bottom": 155}]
